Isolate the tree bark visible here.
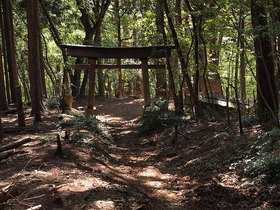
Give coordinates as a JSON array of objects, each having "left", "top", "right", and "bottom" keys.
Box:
[
  {"left": 0, "top": 3, "right": 10, "bottom": 104},
  {"left": 251, "top": 0, "right": 278, "bottom": 123},
  {"left": 164, "top": 0, "right": 203, "bottom": 116},
  {"left": 0, "top": 42, "right": 8, "bottom": 111},
  {"left": 74, "top": 0, "right": 111, "bottom": 97},
  {"left": 39, "top": 0, "right": 71, "bottom": 92},
  {"left": 156, "top": 0, "right": 179, "bottom": 109},
  {"left": 2, "top": 0, "right": 16, "bottom": 103},
  {"left": 2, "top": 0, "right": 25, "bottom": 127},
  {"left": 0, "top": 116, "right": 5, "bottom": 140},
  {"left": 272, "top": 0, "right": 280, "bottom": 102},
  {"left": 0, "top": 138, "right": 32, "bottom": 153},
  {"left": 27, "top": 0, "right": 42, "bottom": 123},
  {"left": 38, "top": 27, "right": 47, "bottom": 99},
  {"left": 240, "top": 17, "right": 246, "bottom": 102}
]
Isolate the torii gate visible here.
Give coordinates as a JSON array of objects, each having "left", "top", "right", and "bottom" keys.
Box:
[{"left": 60, "top": 44, "right": 175, "bottom": 114}]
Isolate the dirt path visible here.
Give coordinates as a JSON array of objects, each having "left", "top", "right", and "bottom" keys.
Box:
[
  {"left": 0, "top": 97, "right": 277, "bottom": 209},
  {"left": 95, "top": 97, "right": 185, "bottom": 209}
]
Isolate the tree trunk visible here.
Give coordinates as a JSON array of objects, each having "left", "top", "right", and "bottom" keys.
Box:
[
  {"left": 74, "top": 0, "right": 111, "bottom": 98},
  {"left": 2, "top": 0, "right": 25, "bottom": 127},
  {"left": 208, "top": 36, "right": 223, "bottom": 96},
  {"left": 175, "top": 0, "right": 182, "bottom": 24},
  {"left": 234, "top": 18, "right": 241, "bottom": 97},
  {"left": 72, "top": 58, "right": 83, "bottom": 97},
  {"left": 79, "top": 69, "right": 89, "bottom": 97},
  {"left": 0, "top": 3, "right": 10, "bottom": 104},
  {"left": 240, "top": 17, "right": 246, "bottom": 102},
  {"left": 39, "top": 0, "right": 71, "bottom": 92},
  {"left": 27, "top": 0, "right": 42, "bottom": 123},
  {"left": 155, "top": 59, "right": 167, "bottom": 98},
  {"left": 251, "top": 0, "right": 278, "bottom": 123},
  {"left": 158, "top": 0, "right": 184, "bottom": 113},
  {"left": 114, "top": 0, "right": 124, "bottom": 98},
  {"left": 0, "top": 138, "right": 32, "bottom": 153},
  {"left": 0, "top": 116, "right": 5, "bottom": 140},
  {"left": 163, "top": 0, "right": 202, "bottom": 116},
  {"left": 2, "top": 0, "right": 16, "bottom": 103},
  {"left": 272, "top": 0, "right": 280, "bottom": 102},
  {"left": 156, "top": 0, "right": 178, "bottom": 104},
  {"left": 0, "top": 42, "right": 8, "bottom": 111},
  {"left": 38, "top": 28, "right": 47, "bottom": 99},
  {"left": 97, "top": 69, "right": 105, "bottom": 96}
]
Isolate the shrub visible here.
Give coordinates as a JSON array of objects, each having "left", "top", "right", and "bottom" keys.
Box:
[
  {"left": 138, "top": 100, "right": 185, "bottom": 136},
  {"left": 59, "top": 115, "right": 111, "bottom": 140},
  {"left": 44, "top": 97, "right": 60, "bottom": 110},
  {"left": 58, "top": 116, "right": 113, "bottom": 161},
  {"left": 231, "top": 128, "right": 280, "bottom": 183},
  {"left": 241, "top": 114, "right": 258, "bottom": 126},
  {"left": 244, "top": 152, "right": 280, "bottom": 182}
]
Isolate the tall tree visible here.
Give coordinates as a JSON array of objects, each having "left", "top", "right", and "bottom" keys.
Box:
[
  {"left": 0, "top": 2, "right": 10, "bottom": 104},
  {"left": 72, "top": 0, "right": 111, "bottom": 97},
  {"left": 2, "top": 0, "right": 16, "bottom": 103},
  {"left": 114, "top": 0, "right": 124, "bottom": 98},
  {"left": 2, "top": 0, "right": 25, "bottom": 127},
  {"left": 251, "top": 0, "right": 278, "bottom": 123},
  {"left": 0, "top": 42, "right": 8, "bottom": 111},
  {"left": 156, "top": 0, "right": 180, "bottom": 111},
  {"left": 272, "top": 0, "right": 280, "bottom": 102},
  {"left": 39, "top": 0, "right": 71, "bottom": 94},
  {"left": 164, "top": 0, "right": 203, "bottom": 116},
  {"left": 240, "top": 15, "right": 246, "bottom": 102},
  {"left": 27, "top": 0, "right": 43, "bottom": 123}
]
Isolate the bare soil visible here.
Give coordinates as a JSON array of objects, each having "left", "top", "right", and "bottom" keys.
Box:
[{"left": 0, "top": 97, "right": 279, "bottom": 209}]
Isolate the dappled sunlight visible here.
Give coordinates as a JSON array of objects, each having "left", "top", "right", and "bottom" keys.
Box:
[
  {"left": 145, "top": 180, "right": 166, "bottom": 189},
  {"left": 216, "top": 173, "right": 240, "bottom": 189},
  {"left": 138, "top": 166, "right": 173, "bottom": 180},
  {"left": 184, "top": 157, "right": 202, "bottom": 167},
  {"left": 122, "top": 99, "right": 143, "bottom": 105},
  {"left": 57, "top": 177, "right": 111, "bottom": 193},
  {"left": 155, "top": 189, "right": 184, "bottom": 202},
  {"left": 93, "top": 200, "right": 116, "bottom": 209},
  {"left": 97, "top": 114, "right": 124, "bottom": 122}
]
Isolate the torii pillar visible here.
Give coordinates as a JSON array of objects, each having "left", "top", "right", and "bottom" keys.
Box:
[
  {"left": 141, "top": 59, "right": 151, "bottom": 109},
  {"left": 59, "top": 44, "right": 175, "bottom": 115}
]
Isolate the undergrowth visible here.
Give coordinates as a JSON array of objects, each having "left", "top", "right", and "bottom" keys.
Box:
[
  {"left": 44, "top": 96, "right": 60, "bottom": 110},
  {"left": 241, "top": 114, "right": 259, "bottom": 126},
  {"left": 58, "top": 115, "right": 113, "bottom": 161},
  {"left": 138, "top": 100, "right": 185, "bottom": 136},
  {"left": 231, "top": 128, "right": 280, "bottom": 183},
  {"left": 59, "top": 115, "right": 111, "bottom": 140}
]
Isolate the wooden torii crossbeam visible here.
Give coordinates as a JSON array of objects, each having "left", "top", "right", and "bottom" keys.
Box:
[{"left": 60, "top": 44, "right": 175, "bottom": 114}]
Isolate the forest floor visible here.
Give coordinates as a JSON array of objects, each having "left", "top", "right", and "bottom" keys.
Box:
[{"left": 0, "top": 97, "right": 280, "bottom": 209}]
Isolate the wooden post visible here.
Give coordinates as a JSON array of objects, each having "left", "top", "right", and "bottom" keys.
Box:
[
  {"left": 85, "top": 58, "right": 97, "bottom": 115},
  {"left": 141, "top": 59, "right": 151, "bottom": 111}
]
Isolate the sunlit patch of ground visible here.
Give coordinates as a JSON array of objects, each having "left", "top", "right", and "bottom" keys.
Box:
[
  {"left": 93, "top": 200, "right": 116, "bottom": 209},
  {"left": 1, "top": 97, "right": 279, "bottom": 209}
]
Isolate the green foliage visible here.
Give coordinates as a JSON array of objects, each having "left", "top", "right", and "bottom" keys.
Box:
[
  {"left": 44, "top": 97, "right": 60, "bottom": 110},
  {"left": 262, "top": 128, "right": 280, "bottom": 139},
  {"left": 138, "top": 100, "right": 185, "bottom": 136},
  {"left": 231, "top": 128, "right": 280, "bottom": 183},
  {"left": 58, "top": 115, "right": 113, "bottom": 161},
  {"left": 241, "top": 114, "right": 258, "bottom": 126},
  {"left": 59, "top": 115, "right": 111, "bottom": 140},
  {"left": 243, "top": 152, "right": 280, "bottom": 182},
  {"left": 70, "top": 130, "right": 112, "bottom": 160}
]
